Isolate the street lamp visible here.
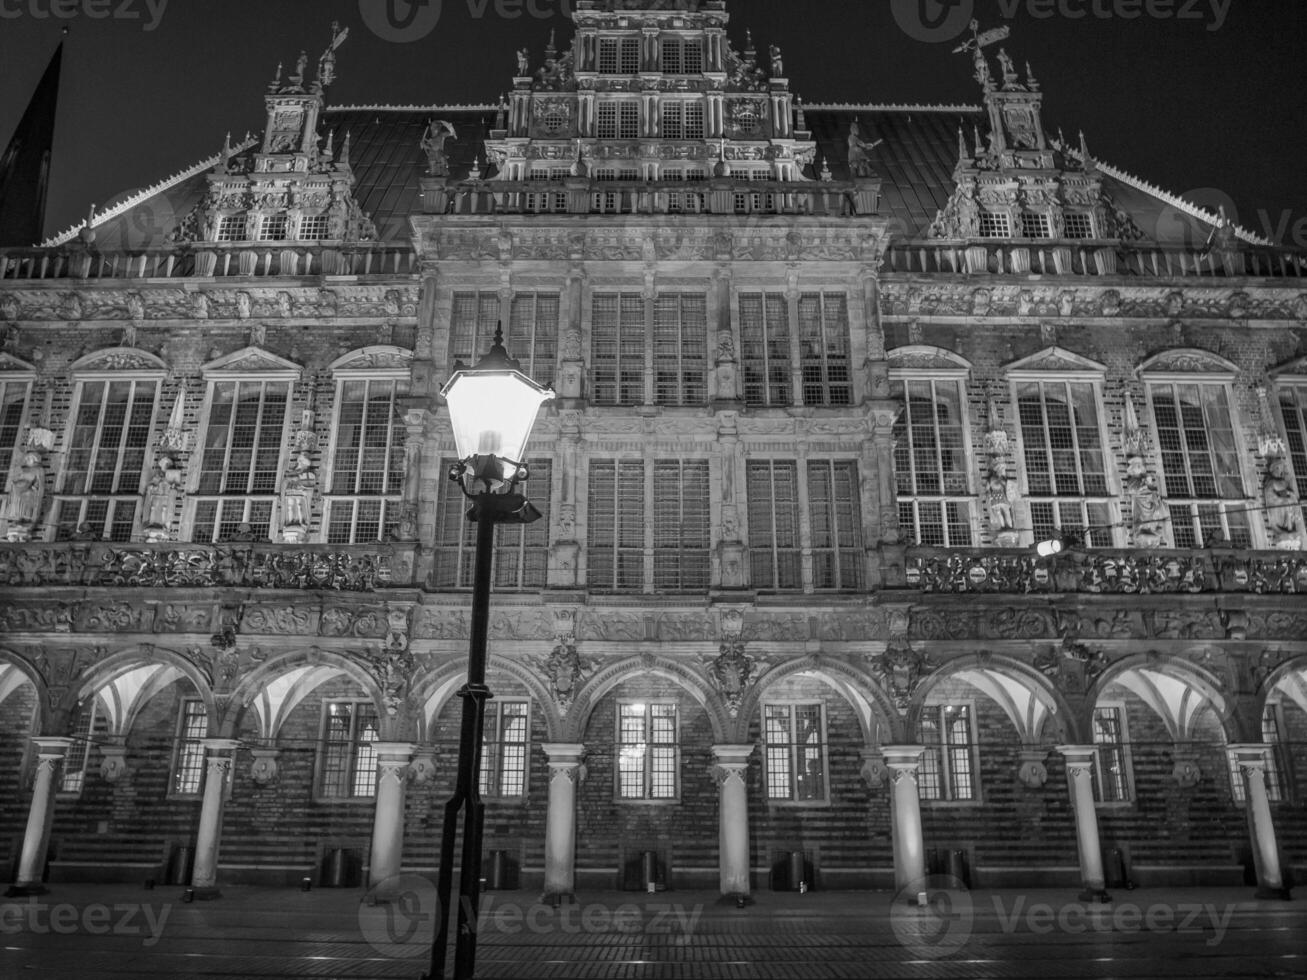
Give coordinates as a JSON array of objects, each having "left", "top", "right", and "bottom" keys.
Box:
[{"left": 424, "top": 326, "right": 554, "bottom": 980}]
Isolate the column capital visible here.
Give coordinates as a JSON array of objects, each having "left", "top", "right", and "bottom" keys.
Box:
[
  {"left": 1227, "top": 743, "right": 1272, "bottom": 771},
  {"left": 881, "top": 744, "right": 925, "bottom": 772},
  {"left": 200, "top": 738, "right": 241, "bottom": 754},
  {"left": 711, "top": 744, "right": 754, "bottom": 769},
  {"left": 372, "top": 742, "right": 418, "bottom": 762},
  {"left": 29, "top": 736, "right": 75, "bottom": 757},
  {"left": 1056, "top": 744, "right": 1097, "bottom": 766}
]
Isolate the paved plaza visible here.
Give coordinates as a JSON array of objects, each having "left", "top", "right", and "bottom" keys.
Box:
[{"left": 0, "top": 882, "right": 1302, "bottom": 979}]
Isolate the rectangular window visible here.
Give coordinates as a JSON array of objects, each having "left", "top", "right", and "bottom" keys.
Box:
[
  {"left": 508, "top": 293, "right": 559, "bottom": 390},
  {"left": 597, "top": 102, "right": 639, "bottom": 138},
  {"left": 1063, "top": 212, "right": 1095, "bottom": 239},
  {"left": 598, "top": 37, "right": 640, "bottom": 74},
  {"left": 591, "top": 293, "right": 646, "bottom": 407},
  {"left": 588, "top": 459, "right": 710, "bottom": 593},
  {"left": 979, "top": 211, "right": 1011, "bottom": 238},
  {"left": 60, "top": 699, "right": 100, "bottom": 794},
  {"left": 893, "top": 378, "right": 973, "bottom": 547},
  {"left": 319, "top": 701, "right": 380, "bottom": 799},
  {"left": 479, "top": 700, "right": 530, "bottom": 799},
  {"left": 660, "top": 102, "right": 705, "bottom": 140},
  {"left": 617, "top": 702, "right": 678, "bottom": 801},
  {"left": 764, "top": 703, "right": 827, "bottom": 802},
  {"left": 653, "top": 294, "right": 708, "bottom": 406},
  {"left": 653, "top": 460, "right": 711, "bottom": 591},
  {"left": 171, "top": 700, "right": 208, "bottom": 796},
  {"left": 1231, "top": 705, "right": 1288, "bottom": 804},
  {"left": 326, "top": 379, "right": 405, "bottom": 545},
  {"left": 739, "top": 293, "right": 792, "bottom": 407},
  {"left": 216, "top": 215, "right": 247, "bottom": 242},
  {"left": 1276, "top": 384, "right": 1307, "bottom": 532},
  {"left": 1092, "top": 705, "right": 1132, "bottom": 803},
  {"left": 919, "top": 704, "right": 978, "bottom": 802},
  {"left": 588, "top": 460, "right": 645, "bottom": 592},
  {"left": 0, "top": 378, "right": 30, "bottom": 498},
  {"left": 1021, "top": 212, "right": 1052, "bottom": 239},
  {"left": 1016, "top": 380, "right": 1113, "bottom": 548},
  {"left": 797, "top": 293, "right": 852, "bottom": 406},
  {"left": 258, "top": 215, "right": 289, "bottom": 242},
  {"left": 56, "top": 378, "right": 158, "bottom": 541},
  {"left": 747, "top": 461, "right": 801, "bottom": 591},
  {"left": 1150, "top": 382, "right": 1249, "bottom": 548},
  {"left": 660, "top": 38, "right": 684, "bottom": 74},
  {"left": 192, "top": 380, "right": 288, "bottom": 542},
  {"left": 298, "top": 213, "right": 330, "bottom": 241},
  {"left": 807, "top": 460, "right": 864, "bottom": 590},
  {"left": 434, "top": 458, "right": 552, "bottom": 589},
  {"left": 449, "top": 291, "right": 502, "bottom": 368}
]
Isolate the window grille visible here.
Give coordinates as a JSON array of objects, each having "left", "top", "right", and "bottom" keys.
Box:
[
  {"left": 764, "top": 703, "right": 827, "bottom": 802},
  {"left": 807, "top": 460, "right": 864, "bottom": 590},
  {"left": 617, "top": 702, "right": 678, "bottom": 800},
  {"left": 298, "top": 214, "right": 330, "bottom": 240},
  {"left": 216, "top": 215, "right": 247, "bottom": 242},
  {"left": 797, "top": 293, "right": 852, "bottom": 406},
  {"left": 893, "top": 379, "right": 973, "bottom": 547},
  {"left": 171, "top": 700, "right": 209, "bottom": 796},
  {"left": 1063, "top": 212, "right": 1095, "bottom": 239},
  {"left": 739, "top": 293, "right": 792, "bottom": 406},
  {"left": 434, "top": 458, "right": 551, "bottom": 589},
  {"left": 591, "top": 293, "right": 646, "bottom": 406},
  {"left": 258, "top": 215, "right": 289, "bottom": 242},
  {"left": 652, "top": 294, "right": 708, "bottom": 406},
  {"left": 326, "top": 379, "right": 405, "bottom": 544},
  {"left": 319, "top": 701, "right": 380, "bottom": 799},
  {"left": 919, "top": 704, "right": 978, "bottom": 802},
  {"left": 192, "top": 380, "right": 288, "bottom": 542},
  {"left": 747, "top": 461, "right": 801, "bottom": 590},
  {"left": 1092, "top": 706, "right": 1131, "bottom": 802},
  {"left": 978, "top": 211, "right": 1011, "bottom": 238},
  {"left": 479, "top": 700, "right": 531, "bottom": 798}
]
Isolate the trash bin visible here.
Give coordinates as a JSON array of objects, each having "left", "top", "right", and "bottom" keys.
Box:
[
  {"left": 789, "top": 851, "right": 808, "bottom": 892},
  {"left": 947, "top": 849, "right": 971, "bottom": 888},
  {"left": 323, "top": 848, "right": 359, "bottom": 888},
  {"left": 167, "top": 845, "right": 193, "bottom": 886},
  {"left": 1104, "top": 848, "right": 1128, "bottom": 889},
  {"left": 642, "top": 850, "right": 659, "bottom": 891},
  {"left": 487, "top": 850, "right": 509, "bottom": 890}
]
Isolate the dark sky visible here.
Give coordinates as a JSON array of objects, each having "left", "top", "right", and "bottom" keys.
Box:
[{"left": 1, "top": 0, "right": 1304, "bottom": 245}]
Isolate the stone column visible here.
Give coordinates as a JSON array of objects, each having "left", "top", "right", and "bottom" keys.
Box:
[
  {"left": 1229, "top": 744, "right": 1291, "bottom": 900},
  {"left": 882, "top": 745, "right": 926, "bottom": 899},
  {"left": 7, "top": 737, "right": 74, "bottom": 896},
  {"left": 712, "top": 745, "right": 754, "bottom": 901},
  {"left": 368, "top": 742, "right": 417, "bottom": 896},
  {"left": 541, "top": 744, "right": 585, "bottom": 904},
  {"left": 1057, "top": 745, "right": 1110, "bottom": 902},
  {"left": 189, "top": 738, "right": 239, "bottom": 899}
]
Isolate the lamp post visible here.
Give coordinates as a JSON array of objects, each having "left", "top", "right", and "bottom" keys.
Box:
[{"left": 424, "top": 327, "right": 554, "bottom": 980}]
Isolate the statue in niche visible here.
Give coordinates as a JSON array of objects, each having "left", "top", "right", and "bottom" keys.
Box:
[
  {"left": 1123, "top": 455, "right": 1168, "bottom": 549},
  {"left": 421, "top": 120, "right": 458, "bottom": 177},
  {"left": 3, "top": 452, "right": 44, "bottom": 540},
  {"left": 984, "top": 456, "right": 1018, "bottom": 544},
  {"left": 142, "top": 455, "right": 183, "bottom": 541},
  {"left": 280, "top": 454, "right": 317, "bottom": 540},
  {"left": 1264, "top": 456, "right": 1305, "bottom": 547}
]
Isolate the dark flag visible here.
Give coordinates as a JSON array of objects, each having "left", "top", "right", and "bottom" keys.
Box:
[{"left": 0, "top": 42, "right": 63, "bottom": 247}]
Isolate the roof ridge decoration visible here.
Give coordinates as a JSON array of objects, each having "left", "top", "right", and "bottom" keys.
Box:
[
  {"left": 325, "top": 104, "right": 500, "bottom": 113},
  {"left": 41, "top": 137, "right": 259, "bottom": 247},
  {"left": 1052, "top": 137, "right": 1275, "bottom": 248},
  {"left": 804, "top": 103, "right": 984, "bottom": 114}
]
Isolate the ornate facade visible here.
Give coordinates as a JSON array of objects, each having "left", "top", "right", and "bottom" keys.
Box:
[{"left": 0, "top": 1, "right": 1303, "bottom": 903}]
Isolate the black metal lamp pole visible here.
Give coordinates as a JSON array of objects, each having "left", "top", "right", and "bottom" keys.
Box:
[{"left": 423, "top": 330, "right": 552, "bottom": 980}]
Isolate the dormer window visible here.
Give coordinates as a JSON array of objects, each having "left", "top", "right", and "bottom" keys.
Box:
[
  {"left": 661, "top": 37, "right": 703, "bottom": 74},
  {"left": 734, "top": 105, "right": 760, "bottom": 136},
  {"left": 979, "top": 211, "right": 1012, "bottom": 238},
  {"left": 598, "top": 37, "right": 640, "bottom": 74},
  {"left": 542, "top": 106, "right": 568, "bottom": 135},
  {"left": 597, "top": 101, "right": 640, "bottom": 140},
  {"left": 1020, "top": 212, "right": 1053, "bottom": 239},
  {"left": 298, "top": 214, "right": 330, "bottom": 241},
  {"left": 258, "top": 215, "right": 290, "bottom": 242},
  {"left": 216, "top": 215, "right": 248, "bottom": 242},
  {"left": 1063, "top": 212, "right": 1095, "bottom": 239}
]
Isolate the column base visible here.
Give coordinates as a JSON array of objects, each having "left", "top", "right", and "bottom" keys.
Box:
[
  {"left": 717, "top": 892, "right": 753, "bottom": 908},
  {"left": 539, "top": 891, "right": 576, "bottom": 907},
  {"left": 1255, "top": 885, "right": 1292, "bottom": 901},
  {"left": 4, "top": 883, "right": 48, "bottom": 897},
  {"left": 1078, "top": 888, "right": 1111, "bottom": 904}
]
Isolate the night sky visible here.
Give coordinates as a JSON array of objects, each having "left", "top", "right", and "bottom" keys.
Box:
[{"left": 1, "top": 0, "right": 1304, "bottom": 245}]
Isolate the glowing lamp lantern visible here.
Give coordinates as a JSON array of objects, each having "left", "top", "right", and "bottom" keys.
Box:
[{"left": 441, "top": 328, "right": 555, "bottom": 469}]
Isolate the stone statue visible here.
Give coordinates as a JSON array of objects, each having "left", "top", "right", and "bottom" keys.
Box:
[
  {"left": 142, "top": 455, "right": 183, "bottom": 542},
  {"left": 281, "top": 454, "right": 317, "bottom": 541},
  {"left": 421, "top": 120, "right": 458, "bottom": 177},
  {"left": 1264, "top": 456, "right": 1304, "bottom": 547},
  {"left": 847, "top": 119, "right": 883, "bottom": 179},
  {"left": 3, "top": 452, "right": 44, "bottom": 540},
  {"left": 997, "top": 48, "right": 1018, "bottom": 87},
  {"left": 984, "top": 458, "right": 1017, "bottom": 537},
  {"left": 1123, "top": 455, "right": 1168, "bottom": 549},
  {"left": 516, "top": 48, "right": 530, "bottom": 76},
  {"left": 769, "top": 44, "right": 783, "bottom": 77}
]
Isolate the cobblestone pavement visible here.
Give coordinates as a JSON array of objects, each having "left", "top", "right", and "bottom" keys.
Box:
[{"left": 0, "top": 883, "right": 1302, "bottom": 979}]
